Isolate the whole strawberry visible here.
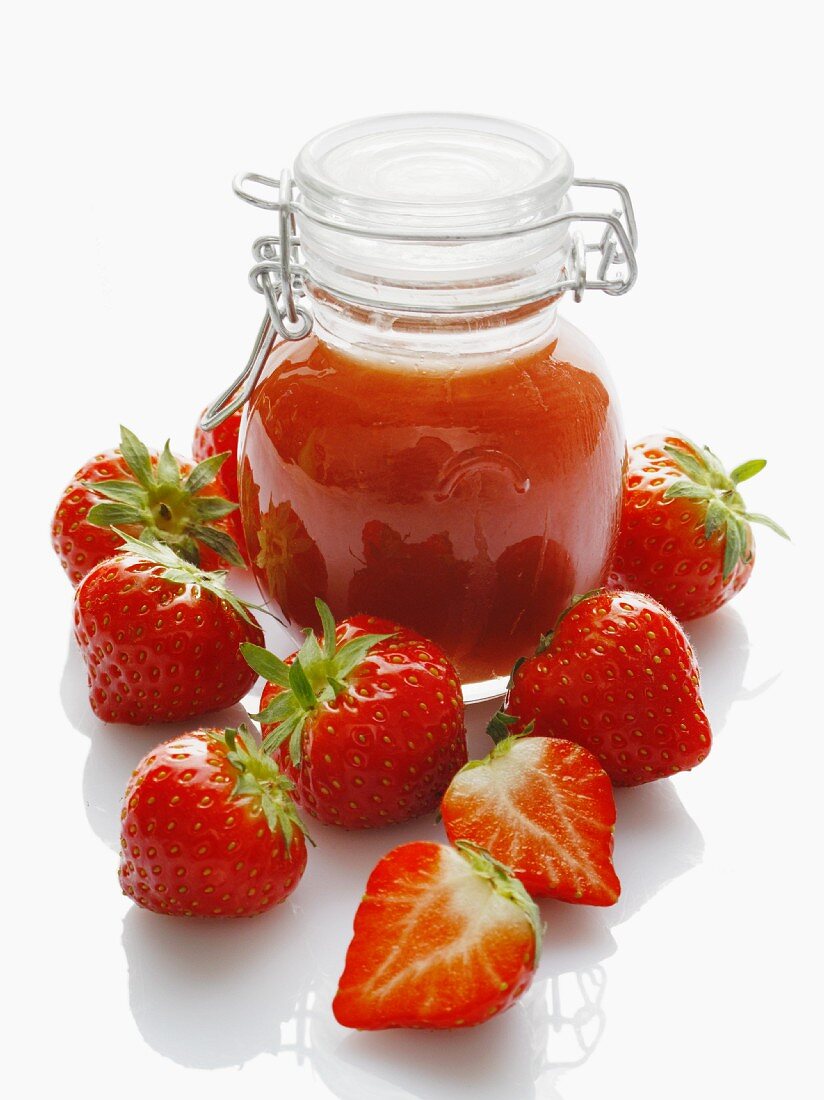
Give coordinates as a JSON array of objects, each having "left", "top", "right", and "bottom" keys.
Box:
[
  {"left": 74, "top": 533, "right": 264, "bottom": 724},
  {"left": 609, "top": 433, "right": 788, "bottom": 619},
  {"left": 120, "top": 725, "right": 308, "bottom": 917},
  {"left": 242, "top": 600, "right": 467, "bottom": 828},
  {"left": 490, "top": 589, "right": 711, "bottom": 786},
  {"left": 193, "top": 406, "right": 249, "bottom": 564},
  {"left": 333, "top": 840, "right": 541, "bottom": 1029},
  {"left": 52, "top": 424, "right": 244, "bottom": 586}
]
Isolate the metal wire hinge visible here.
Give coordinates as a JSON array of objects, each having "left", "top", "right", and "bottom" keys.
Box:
[{"left": 201, "top": 169, "right": 638, "bottom": 429}]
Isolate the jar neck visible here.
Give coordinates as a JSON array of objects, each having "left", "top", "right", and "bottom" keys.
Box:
[{"left": 307, "top": 287, "right": 561, "bottom": 366}]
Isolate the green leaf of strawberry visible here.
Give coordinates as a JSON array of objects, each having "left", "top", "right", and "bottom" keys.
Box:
[
  {"left": 247, "top": 604, "right": 467, "bottom": 829},
  {"left": 112, "top": 529, "right": 263, "bottom": 626},
  {"left": 661, "top": 434, "right": 788, "bottom": 580},
  {"left": 85, "top": 425, "right": 245, "bottom": 568},
  {"left": 119, "top": 727, "right": 309, "bottom": 917},
  {"left": 609, "top": 433, "right": 789, "bottom": 619},
  {"left": 244, "top": 598, "right": 393, "bottom": 760}
]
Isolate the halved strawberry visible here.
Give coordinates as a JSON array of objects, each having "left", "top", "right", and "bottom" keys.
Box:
[
  {"left": 441, "top": 736, "right": 620, "bottom": 904},
  {"left": 333, "top": 840, "right": 541, "bottom": 1030}
]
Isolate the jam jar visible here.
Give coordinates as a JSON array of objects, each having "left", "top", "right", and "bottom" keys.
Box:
[{"left": 209, "top": 113, "right": 638, "bottom": 701}]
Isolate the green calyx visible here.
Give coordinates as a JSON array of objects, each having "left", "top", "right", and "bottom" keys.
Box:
[
  {"left": 662, "top": 435, "right": 789, "bottom": 579},
  {"left": 486, "top": 712, "right": 534, "bottom": 745},
  {"left": 85, "top": 425, "right": 244, "bottom": 567},
  {"left": 242, "top": 598, "right": 394, "bottom": 767},
  {"left": 209, "top": 725, "right": 311, "bottom": 851},
  {"left": 113, "top": 529, "right": 262, "bottom": 625},
  {"left": 454, "top": 840, "right": 543, "bottom": 961}
]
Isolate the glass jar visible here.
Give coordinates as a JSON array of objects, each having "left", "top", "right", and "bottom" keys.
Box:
[{"left": 210, "top": 113, "right": 638, "bottom": 701}]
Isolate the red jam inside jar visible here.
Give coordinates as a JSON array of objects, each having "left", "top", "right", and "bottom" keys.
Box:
[
  {"left": 240, "top": 315, "right": 623, "bottom": 688},
  {"left": 231, "top": 114, "right": 635, "bottom": 699}
]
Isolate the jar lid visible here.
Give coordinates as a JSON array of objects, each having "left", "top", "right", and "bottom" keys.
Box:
[
  {"left": 292, "top": 113, "right": 576, "bottom": 313},
  {"left": 293, "top": 113, "right": 574, "bottom": 234},
  {"left": 205, "top": 119, "right": 638, "bottom": 426}
]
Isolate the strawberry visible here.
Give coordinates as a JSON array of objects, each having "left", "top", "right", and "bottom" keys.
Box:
[
  {"left": 489, "top": 589, "right": 711, "bottom": 786},
  {"left": 333, "top": 840, "right": 541, "bottom": 1030},
  {"left": 609, "top": 433, "right": 788, "bottom": 619},
  {"left": 52, "top": 424, "right": 244, "bottom": 586},
  {"left": 441, "top": 735, "right": 620, "bottom": 904},
  {"left": 119, "top": 725, "right": 308, "bottom": 917},
  {"left": 74, "top": 532, "right": 264, "bottom": 724},
  {"left": 242, "top": 600, "right": 467, "bottom": 828},
  {"left": 193, "top": 406, "right": 249, "bottom": 564}
]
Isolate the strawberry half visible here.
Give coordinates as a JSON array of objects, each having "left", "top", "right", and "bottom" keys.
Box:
[
  {"left": 489, "top": 589, "right": 712, "bottom": 786},
  {"left": 333, "top": 840, "right": 541, "bottom": 1030},
  {"left": 120, "top": 725, "right": 308, "bottom": 917},
  {"left": 242, "top": 600, "right": 467, "bottom": 829},
  {"left": 74, "top": 532, "right": 264, "bottom": 724},
  {"left": 441, "top": 736, "right": 620, "bottom": 904},
  {"left": 52, "top": 424, "right": 244, "bottom": 585},
  {"left": 609, "top": 433, "right": 788, "bottom": 619}
]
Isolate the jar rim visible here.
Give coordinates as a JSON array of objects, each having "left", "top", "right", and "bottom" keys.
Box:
[{"left": 293, "top": 112, "right": 574, "bottom": 231}]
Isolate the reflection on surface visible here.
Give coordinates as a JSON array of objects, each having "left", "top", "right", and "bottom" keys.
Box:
[
  {"left": 81, "top": 700, "right": 251, "bottom": 851},
  {"left": 56, "top": 593, "right": 761, "bottom": 1094},
  {"left": 122, "top": 901, "right": 314, "bottom": 1069},
  {"left": 60, "top": 628, "right": 257, "bottom": 850},
  {"left": 112, "top": 701, "right": 708, "bottom": 1093},
  {"left": 253, "top": 498, "right": 328, "bottom": 626},
  {"left": 610, "top": 780, "right": 704, "bottom": 927},
  {"left": 685, "top": 606, "right": 751, "bottom": 736}
]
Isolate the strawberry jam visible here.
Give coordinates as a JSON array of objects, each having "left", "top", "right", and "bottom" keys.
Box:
[{"left": 239, "top": 316, "right": 624, "bottom": 688}]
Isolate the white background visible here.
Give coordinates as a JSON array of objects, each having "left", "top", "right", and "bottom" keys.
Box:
[{"left": 3, "top": 2, "right": 822, "bottom": 1098}]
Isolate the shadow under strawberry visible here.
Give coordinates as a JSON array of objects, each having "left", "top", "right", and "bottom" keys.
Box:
[
  {"left": 684, "top": 604, "right": 752, "bottom": 736},
  {"left": 121, "top": 899, "right": 313, "bottom": 1069},
  {"left": 80, "top": 699, "right": 253, "bottom": 851},
  {"left": 316, "top": 993, "right": 540, "bottom": 1100}
]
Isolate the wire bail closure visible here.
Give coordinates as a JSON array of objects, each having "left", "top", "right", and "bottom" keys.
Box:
[{"left": 201, "top": 169, "right": 638, "bottom": 430}]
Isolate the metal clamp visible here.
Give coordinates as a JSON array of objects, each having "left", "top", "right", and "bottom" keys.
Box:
[
  {"left": 241, "top": 170, "right": 312, "bottom": 342},
  {"left": 201, "top": 168, "right": 639, "bottom": 429},
  {"left": 233, "top": 170, "right": 637, "bottom": 312}
]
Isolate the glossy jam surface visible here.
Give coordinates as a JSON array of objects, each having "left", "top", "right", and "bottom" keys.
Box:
[{"left": 239, "top": 318, "right": 624, "bottom": 684}]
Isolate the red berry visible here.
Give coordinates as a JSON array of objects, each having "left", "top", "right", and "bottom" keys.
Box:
[
  {"left": 243, "top": 600, "right": 467, "bottom": 828},
  {"left": 491, "top": 589, "right": 712, "bottom": 786},
  {"left": 193, "top": 407, "right": 249, "bottom": 564},
  {"left": 119, "top": 726, "right": 308, "bottom": 917},
  {"left": 333, "top": 840, "right": 540, "bottom": 1029},
  {"left": 52, "top": 425, "right": 243, "bottom": 586},
  {"left": 442, "top": 736, "right": 620, "bottom": 904},
  {"left": 74, "top": 534, "right": 264, "bottom": 724},
  {"left": 609, "top": 433, "right": 788, "bottom": 619}
]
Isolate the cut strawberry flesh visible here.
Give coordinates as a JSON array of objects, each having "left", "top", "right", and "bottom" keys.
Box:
[
  {"left": 333, "top": 841, "right": 538, "bottom": 1030},
  {"left": 442, "top": 738, "right": 620, "bottom": 905}
]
